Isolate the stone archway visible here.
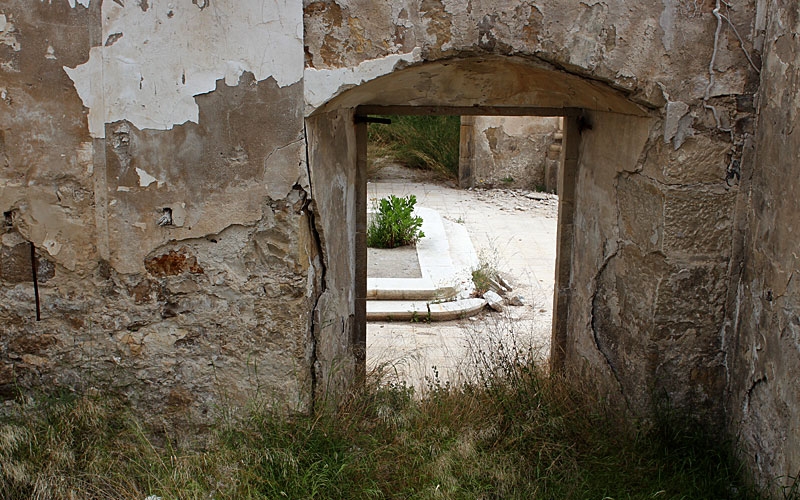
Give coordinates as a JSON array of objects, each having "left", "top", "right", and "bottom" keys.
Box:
[{"left": 305, "top": 55, "right": 655, "bottom": 408}]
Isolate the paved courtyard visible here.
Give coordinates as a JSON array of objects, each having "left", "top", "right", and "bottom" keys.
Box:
[{"left": 366, "top": 168, "right": 559, "bottom": 390}]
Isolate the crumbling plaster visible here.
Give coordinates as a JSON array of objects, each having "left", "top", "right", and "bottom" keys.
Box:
[
  {"left": 303, "top": 0, "right": 758, "bottom": 108},
  {"left": 4, "top": 0, "right": 795, "bottom": 490},
  {"left": 461, "top": 116, "right": 561, "bottom": 190},
  {"left": 64, "top": 0, "right": 303, "bottom": 138},
  {"left": 1, "top": 0, "right": 318, "bottom": 420},
  {"left": 304, "top": 0, "right": 758, "bottom": 422},
  {"left": 725, "top": 0, "right": 800, "bottom": 491}
]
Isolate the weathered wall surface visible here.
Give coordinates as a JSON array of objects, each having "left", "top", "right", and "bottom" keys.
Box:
[
  {"left": 5, "top": 0, "right": 793, "bottom": 489},
  {"left": 304, "top": 0, "right": 759, "bottom": 424},
  {"left": 303, "top": 0, "right": 757, "bottom": 110},
  {"left": 1, "top": 0, "right": 319, "bottom": 420},
  {"left": 726, "top": 0, "right": 800, "bottom": 490},
  {"left": 461, "top": 116, "right": 560, "bottom": 190},
  {"left": 305, "top": 108, "right": 363, "bottom": 402}
]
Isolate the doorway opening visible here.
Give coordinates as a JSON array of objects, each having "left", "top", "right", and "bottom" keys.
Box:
[
  {"left": 357, "top": 107, "right": 576, "bottom": 389},
  {"left": 303, "top": 56, "right": 650, "bottom": 398}
]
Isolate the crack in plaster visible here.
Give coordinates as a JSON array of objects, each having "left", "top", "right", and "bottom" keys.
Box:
[
  {"left": 263, "top": 137, "right": 308, "bottom": 199},
  {"left": 588, "top": 248, "right": 631, "bottom": 408},
  {"left": 298, "top": 182, "right": 326, "bottom": 415},
  {"left": 743, "top": 374, "right": 768, "bottom": 414},
  {"left": 64, "top": 0, "right": 303, "bottom": 138}
]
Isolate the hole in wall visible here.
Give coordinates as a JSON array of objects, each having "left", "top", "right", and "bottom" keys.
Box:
[
  {"left": 158, "top": 207, "right": 173, "bottom": 227},
  {"left": 3, "top": 210, "right": 13, "bottom": 230}
]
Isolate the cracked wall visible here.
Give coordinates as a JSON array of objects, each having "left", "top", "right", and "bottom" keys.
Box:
[
  {"left": 726, "top": 0, "right": 800, "bottom": 491},
  {"left": 1, "top": 0, "right": 318, "bottom": 421},
  {"left": 308, "top": 0, "right": 757, "bottom": 421},
  {"left": 305, "top": 0, "right": 767, "bottom": 471},
  {"left": 3, "top": 0, "right": 793, "bottom": 489}
]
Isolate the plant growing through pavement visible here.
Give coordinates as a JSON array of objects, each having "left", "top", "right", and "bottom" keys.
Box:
[{"left": 367, "top": 194, "right": 425, "bottom": 249}]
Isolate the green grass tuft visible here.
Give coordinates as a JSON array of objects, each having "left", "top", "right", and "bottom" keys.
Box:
[{"left": 368, "top": 115, "right": 461, "bottom": 179}]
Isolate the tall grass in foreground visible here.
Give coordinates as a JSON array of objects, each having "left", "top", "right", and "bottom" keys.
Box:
[
  {"left": 368, "top": 115, "right": 460, "bottom": 179},
  {"left": 1, "top": 354, "right": 767, "bottom": 499}
]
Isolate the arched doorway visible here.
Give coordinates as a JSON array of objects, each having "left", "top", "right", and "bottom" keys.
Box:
[{"left": 304, "top": 55, "right": 652, "bottom": 400}]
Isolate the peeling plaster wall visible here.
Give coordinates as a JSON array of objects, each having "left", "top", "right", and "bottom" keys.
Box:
[
  {"left": 303, "top": 0, "right": 759, "bottom": 110},
  {"left": 727, "top": 0, "right": 800, "bottom": 490},
  {"left": 1, "top": 1, "right": 318, "bottom": 420},
  {"left": 567, "top": 111, "right": 734, "bottom": 419},
  {"left": 462, "top": 116, "right": 560, "bottom": 190},
  {"left": 64, "top": 0, "right": 303, "bottom": 138},
  {"left": 304, "top": 0, "right": 759, "bottom": 427}
]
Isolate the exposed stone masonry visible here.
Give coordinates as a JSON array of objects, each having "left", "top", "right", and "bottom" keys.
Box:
[{"left": 0, "top": 0, "right": 796, "bottom": 493}]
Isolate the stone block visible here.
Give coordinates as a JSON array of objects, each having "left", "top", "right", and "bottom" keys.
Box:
[
  {"left": 0, "top": 240, "right": 55, "bottom": 283},
  {"left": 664, "top": 187, "right": 735, "bottom": 256},
  {"left": 483, "top": 290, "right": 504, "bottom": 311},
  {"left": 653, "top": 261, "right": 728, "bottom": 329},
  {"left": 0, "top": 241, "right": 32, "bottom": 283},
  {"left": 616, "top": 174, "right": 664, "bottom": 251}
]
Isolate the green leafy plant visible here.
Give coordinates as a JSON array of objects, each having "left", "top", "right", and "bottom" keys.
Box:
[{"left": 367, "top": 195, "right": 425, "bottom": 249}]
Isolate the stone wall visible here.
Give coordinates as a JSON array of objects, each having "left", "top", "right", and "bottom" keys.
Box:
[
  {"left": 1, "top": 0, "right": 320, "bottom": 420},
  {"left": 459, "top": 116, "right": 561, "bottom": 191},
  {"left": 726, "top": 0, "right": 800, "bottom": 491},
  {"left": 4, "top": 0, "right": 797, "bottom": 491}
]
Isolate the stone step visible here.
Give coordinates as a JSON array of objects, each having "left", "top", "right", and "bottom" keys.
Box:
[
  {"left": 367, "top": 278, "right": 458, "bottom": 301},
  {"left": 366, "top": 298, "right": 487, "bottom": 322}
]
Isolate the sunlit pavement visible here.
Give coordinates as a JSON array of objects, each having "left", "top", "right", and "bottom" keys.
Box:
[{"left": 366, "top": 179, "right": 558, "bottom": 390}]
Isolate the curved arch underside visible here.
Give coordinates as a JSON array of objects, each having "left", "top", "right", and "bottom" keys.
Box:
[{"left": 313, "top": 56, "right": 649, "bottom": 116}]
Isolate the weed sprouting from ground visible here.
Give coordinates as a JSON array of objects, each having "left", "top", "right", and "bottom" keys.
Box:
[
  {"left": 1, "top": 353, "right": 766, "bottom": 499},
  {"left": 367, "top": 194, "right": 425, "bottom": 249},
  {"left": 368, "top": 115, "right": 460, "bottom": 179},
  {"left": 471, "top": 246, "right": 505, "bottom": 296}
]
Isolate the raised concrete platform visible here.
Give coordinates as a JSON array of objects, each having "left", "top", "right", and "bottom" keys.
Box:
[{"left": 367, "top": 206, "right": 483, "bottom": 321}]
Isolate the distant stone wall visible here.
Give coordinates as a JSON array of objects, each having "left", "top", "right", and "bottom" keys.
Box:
[{"left": 459, "top": 116, "right": 561, "bottom": 191}]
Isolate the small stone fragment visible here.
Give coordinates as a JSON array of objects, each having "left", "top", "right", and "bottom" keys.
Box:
[
  {"left": 484, "top": 290, "right": 504, "bottom": 311},
  {"left": 525, "top": 192, "right": 548, "bottom": 200},
  {"left": 507, "top": 295, "right": 525, "bottom": 306}
]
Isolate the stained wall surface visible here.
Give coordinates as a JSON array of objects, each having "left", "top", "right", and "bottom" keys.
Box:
[
  {"left": 2, "top": 0, "right": 797, "bottom": 492},
  {"left": 726, "top": 0, "right": 800, "bottom": 490},
  {"left": 1, "top": 0, "right": 319, "bottom": 419},
  {"left": 460, "top": 116, "right": 561, "bottom": 190}
]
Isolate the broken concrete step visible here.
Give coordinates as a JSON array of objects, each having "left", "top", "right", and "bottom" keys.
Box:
[{"left": 366, "top": 298, "right": 486, "bottom": 322}]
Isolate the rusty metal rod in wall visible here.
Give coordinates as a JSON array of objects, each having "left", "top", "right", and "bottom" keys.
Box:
[{"left": 30, "top": 242, "right": 40, "bottom": 321}]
